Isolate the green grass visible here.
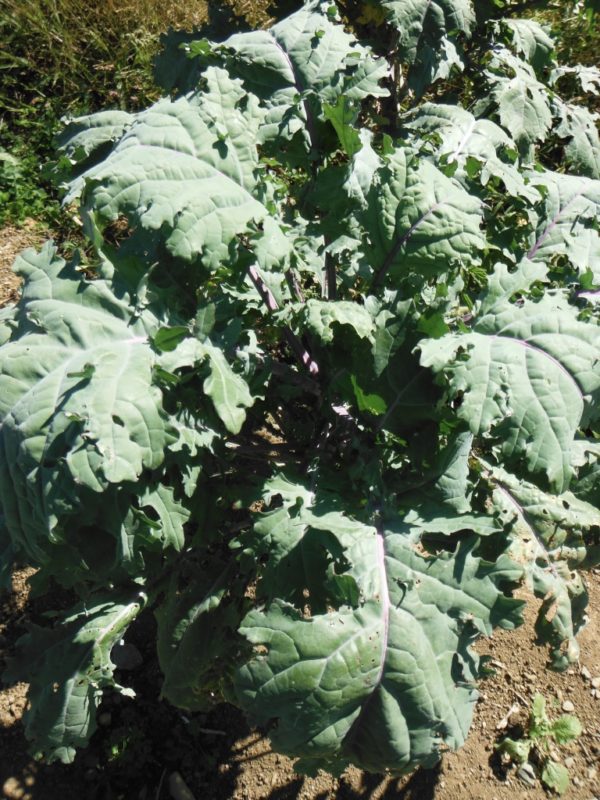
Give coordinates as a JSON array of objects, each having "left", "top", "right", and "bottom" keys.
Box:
[
  {"left": 0, "top": 0, "right": 206, "bottom": 232},
  {"left": 543, "top": 3, "right": 600, "bottom": 66},
  {"left": 0, "top": 0, "right": 272, "bottom": 233},
  {"left": 531, "top": 4, "right": 600, "bottom": 116}
]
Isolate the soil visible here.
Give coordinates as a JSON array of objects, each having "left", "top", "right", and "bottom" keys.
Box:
[
  {"left": 0, "top": 226, "right": 599, "bottom": 800},
  {"left": 0, "top": 222, "right": 45, "bottom": 304}
]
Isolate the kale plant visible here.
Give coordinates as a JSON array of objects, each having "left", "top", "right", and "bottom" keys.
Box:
[{"left": 1, "top": 0, "right": 599, "bottom": 776}]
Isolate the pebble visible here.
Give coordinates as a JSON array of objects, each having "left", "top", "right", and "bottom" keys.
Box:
[
  {"left": 564, "top": 757, "right": 575, "bottom": 768},
  {"left": 508, "top": 707, "right": 522, "bottom": 726},
  {"left": 562, "top": 700, "right": 575, "bottom": 712},
  {"left": 591, "top": 677, "right": 600, "bottom": 689},
  {"left": 2, "top": 777, "right": 26, "bottom": 799},
  {"left": 586, "top": 767, "right": 597, "bottom": 779},
  {"left": 517, "top": 763, "right": 537, "bottom": 787},
  {"left": 581, "top": 666, "right": 592, "bottom": 681},
  {"left": 111, "top": 642, "right": 143, "bottom": 670},
  {"left": 497, "top": 702, "right": 521, "bottom": 730},
  {"left": 169, "top": 772, "right": 196, "bottom": 800}
]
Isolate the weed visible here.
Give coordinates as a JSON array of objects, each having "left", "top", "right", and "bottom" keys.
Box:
[{"left": 496, "top": 694, "right": 582, "bottom": 794}]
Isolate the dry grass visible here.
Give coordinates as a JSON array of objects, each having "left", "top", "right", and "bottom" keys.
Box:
[
  {"left": 0, "top": 0, "right": 272, "bottom": 117},
  {"left": 0, "top": 0, "right": 272, "bottom": 229},
  {"left": 0, "top": 0, "right": 209, "bottom": 113}
]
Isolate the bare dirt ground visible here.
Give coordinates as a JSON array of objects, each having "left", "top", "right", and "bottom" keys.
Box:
[
  {"left": 0, "top": 222, "right": 44, "bottom": 304},
  {"left": 0, "top": 226, "right": 599, "bottom": 800}
]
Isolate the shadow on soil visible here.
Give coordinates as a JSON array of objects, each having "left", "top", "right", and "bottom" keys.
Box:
[
  {"left": 1, "top": 591, "right": 443, "bottom": 800},
  {"left": 0, "top": 573, "right": 443, "bottom": 800}
]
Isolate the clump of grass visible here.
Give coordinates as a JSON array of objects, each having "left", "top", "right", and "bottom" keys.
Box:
[
  {"left": 0, "top": 0, "right": 275, "bottom": 123},
  {"left": 0, "top": 0, "right": 211, "bottom": 116},
  {"left": 0, "top": 0, "right": 207, "bottom": 231},
  {"left": 543, "top": 3, "right": 600, "bottom": 67},
  {"left": 0, "top": 0, "right": 273, "bottom": 232},
  {"left": 528, "top": 3, "right": 600, "bottom": 119}
]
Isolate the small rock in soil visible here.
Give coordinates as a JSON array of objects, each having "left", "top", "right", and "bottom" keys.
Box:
[
  {"left": 517, "top": 763, "right": 537, "bottom": 787},
  {"left": 581, "top": 666, "right": 592, "bottom": 681},
  {"left": 562, "top": 700, "right": 575, "bottom": 712},
  {"left": 564, "top": 757, "right": 575, "bottom": 768},
  {"left": 2, "top": 778, "right": 21, "bottom": 799},
  {"left": 591, "top": 677, "right": 600, "bottom": 689},
  {"left": 111, "top": 642, "right": 143, "bottom": 670},
  {"left": 169, "top": 772, "right": 196, "bottom": 800},
  {"left": 497, "top": 702, "right": 520, "bottom": 730},
  {"left": 508, "top": 707, "right": 522, "bottom": 726}
]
